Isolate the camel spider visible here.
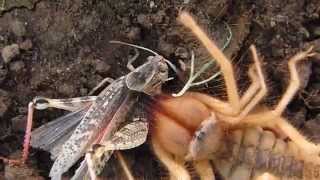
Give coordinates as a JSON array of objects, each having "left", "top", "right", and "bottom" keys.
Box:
[{"left": 150, "top": 12, "right": 320, "bottom": 180}]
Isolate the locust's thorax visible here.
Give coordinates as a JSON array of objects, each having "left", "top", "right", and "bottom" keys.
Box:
[{"left": 126, "top": 55, "right": 169, "bottom": 95}]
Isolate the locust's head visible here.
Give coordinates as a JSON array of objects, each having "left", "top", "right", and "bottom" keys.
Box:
[{"left": 126, "top": 55, "right": 170, "bottom": 95}]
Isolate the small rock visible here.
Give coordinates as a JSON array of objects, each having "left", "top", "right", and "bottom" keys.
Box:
[
  {"left": 10, "top": 20, "right": 26, "bottom": 37},
  {"left": 0, "top": 89, "right": 11, "bottom": 117},
  {"left": 11, "top": 115, "right": 26, "bottom": 132},
  {"left": 80, "top": 88, "right": 88, "bottom": 96},
  {"left": 9, "top": 61, "right": 25, "bottom": 73},
  {"left": 158, "top": 38, "right": 174, "bottom": 57},
  {"left": 5, "top": 162, "right": 44, "bottom": 180},
  {"left": 0, "top": 62, "right": 8, "bottom": 84},
  {"left": 137, "top": 14, "right": 152, "bottom": 28},
  {"left": 175, "top": 47, "right": 189, "bottom": 59},
  {"left": 0, "top": 100, "right": 8, "bottom": 117},
  {"left": 19, "top": 39, "right": 33, "bottom": 50},
  {"left": 149, "top": 1, "right": 155, "bottom": 8},
  {"left": 152, "top": 10, "right": 166, "bottom": 24},
  {"left": 122, "top": 17, "right": 131, "bottom": 26},
  {"left": 95, "top": 60, "right": 111, "bottom": 75},
  {"left": 1, "top": 44, "right": 20, "bottom": 64},
  {"left": 126, "top": 27, "right": 141, "bottom": 40},
  {"left": 58, "top": 83, "right": 76, "bottom": 96}
]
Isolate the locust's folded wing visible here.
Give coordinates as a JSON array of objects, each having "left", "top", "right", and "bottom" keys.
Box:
[{"left": 30, "top": 106, "right": 90, "bottom": 159}]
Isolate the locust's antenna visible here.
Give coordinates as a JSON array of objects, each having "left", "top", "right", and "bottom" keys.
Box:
[
  {"left": 110, "top": 40, "right": 159, "bottom": 56},
  {"left": 164, "top": 59, "right": 178, "bottom": 74},
  {"left": 110, "top": 40, "right": 179, "bottom": 75}
]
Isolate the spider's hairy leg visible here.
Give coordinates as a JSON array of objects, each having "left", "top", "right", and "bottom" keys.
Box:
[
  {"left": 178, "top": 12, "right": 241, "bottom": 115},
  {"left": 215, "top": 45, "right": 267, "bottom": 124},
  {"left": 179, "top": 12, "right": 267, "bottom": 122},
  {"left": 115, "top": 152, "right": 135, "bottom": 180},
  {"left": 185, "top": 45, "right": 266, "bottom": 125},
  {"left": 243, "top": 46, "right": 316, "bottom": 123},
  {"left": 151, "top": 135, "right": 191, "bottom": 180},
  {"left": 255, "top": 173, "right": 279, "bottom": 180},
  {"left": 242, "top": 47, "right": 320, "bottom": 156},
  {"left": 273, "top": 46, "right": 316, "bottom": 115},
  {"left": 238, "top": 45, "right": 267, "bottom": 110}
]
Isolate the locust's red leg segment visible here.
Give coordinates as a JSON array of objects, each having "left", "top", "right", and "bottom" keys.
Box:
[
  {"left": 22, "top": 102, "right": 35, "bottom": 164},
  {"left": 0, "top": 102, "right": 34, "bottom": 165}
]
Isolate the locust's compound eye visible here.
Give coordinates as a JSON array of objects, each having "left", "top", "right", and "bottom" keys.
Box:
[
  {"left": 159, "top": 61, "right": 168, "bottom": 74},
  {"left": 33, "top": 97, "right": 50, "bottom": 110}
]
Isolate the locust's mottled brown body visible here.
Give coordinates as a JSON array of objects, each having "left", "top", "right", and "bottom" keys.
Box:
[{"left": 0, "top": 41, "right": 171, "bottom": 180}]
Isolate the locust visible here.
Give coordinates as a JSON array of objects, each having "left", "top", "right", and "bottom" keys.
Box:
[{"left": 0, "top": 41, "right": 174, "bottom": 180}]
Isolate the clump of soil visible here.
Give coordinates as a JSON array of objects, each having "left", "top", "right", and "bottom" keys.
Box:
[{"left": 0, "top": 0, "right": 319, "bottom": 179}]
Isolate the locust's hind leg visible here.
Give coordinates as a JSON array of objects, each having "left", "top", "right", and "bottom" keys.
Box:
[{"left": 0, "top": 96, "right": 96, "bottom": 165}]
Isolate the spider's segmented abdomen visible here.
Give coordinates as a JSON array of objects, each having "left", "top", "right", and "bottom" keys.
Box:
[{"left": 212, "top": 127, "right": 320, "bottom": 180}]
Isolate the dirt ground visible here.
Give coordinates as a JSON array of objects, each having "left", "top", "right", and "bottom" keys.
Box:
[{"left": 0, "top": 0, "right": 320, "bottom": 179}]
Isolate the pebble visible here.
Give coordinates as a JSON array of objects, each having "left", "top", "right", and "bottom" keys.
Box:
[
  {"left": 137, "top": 14, "right": 152, "bottom": 28},
  {"left": 9, "top": 61, "right": 25, "bottom": 73},
  {"left": 19, "top": 39, "right": 33, "bottom": 50},
  {"left": 10, "top": 20, "right": 26, "bottom": 37},
  {"left": 0, "top": 89, "right": 10, "bottom": 117},
  {"left": 126, "top": 27, "right": 141, "bottom": 40},
  {"left": 0, "top": 62, "right": 8, "bottom": 84},
  {"left": 58, "top": 83, "right": 76, "bottom": 96},
  {"left": 11, "top": 115, "right": 27, "bottom": 132},
  {"left": 175, "top": 47, "right": 189, "bottom": 59},
  {"left": 95, "top": 60, "right": 111, "bottom": 75},
  {"left": 1, "top": 44, "right": 20, "bottom": 64},
  {"left": 158, "top": 38, "right": 174, "bottom": 57},
  {"left": 5, "top": 162, "right": 44, "bottom": 180}
]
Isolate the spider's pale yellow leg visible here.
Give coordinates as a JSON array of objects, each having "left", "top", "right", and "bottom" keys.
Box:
[
  {"left": 241, "top": 47, "right": 320, "bottom": 155},
  {"left": 179, "top": 12, "right": 270, "bottom": 122},
  {"left": 193, "top": 160, "right": 215, "bottom": 180},
  {"left": 216, "top": 45, "right": 268, "bottom": 124},
  {"left": 273, "top": 46, "right": 315, "bottom": 115},
  {"left": 275, "top": 117, "right": 320, "bottom": 160},
  {"left": 239, "top": 65, "right": 260, "bottom": 108},
  {"left": 115, "top": 151, "right": 135, "bottom": 180},
  {"left": 152, "top": 136, "right": 191, "bottom": 180},
  {"left": 186, "top": 45, "right": 265, "bottom": 119},
  {"left": 178, "top": 12, "right": 241, "bottom": 115},
  {"left": 244, "top": 47, "right": 316, "bottom": 124},
  {"left": 255, "top": 173, "right": 279, "bottom": 180}
]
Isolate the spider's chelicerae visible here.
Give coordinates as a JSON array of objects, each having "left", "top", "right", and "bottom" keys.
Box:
[{"left": 149, "top": 12, "right": 320, "bottom": 180}]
